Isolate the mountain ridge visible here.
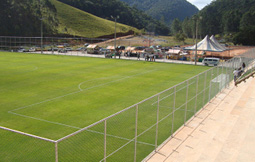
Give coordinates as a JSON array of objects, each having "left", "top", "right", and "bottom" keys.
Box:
[{"left": 119, "top": 0, "right": 199, "bottom": 24}]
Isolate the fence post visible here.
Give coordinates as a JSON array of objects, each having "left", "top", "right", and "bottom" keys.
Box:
[
  {"left": 171, "top": 87, "right": 176, "bottom": 137},
  {"left": 184, "top": 80, "right": 188, "bottom": 125},
  {"left": 203, "top": 71, "right": 207, "bottom": 108},
  {"left": 104, "top": 119, "right": 107, "bottom": 162},
  {"left": 209, "top": 69, "right": 212, "bottom": 101},
  {"left": 155, "top": 94, "right": 160, "bottom": 150},
  {"left": 195, "top": 75, "right": 199, "bottom": 114},
  {"left": 134, "top": 105, "right": 138, "bottom": 162},
  {"left": 216, "top": 66, "right": 219, "bottom": 94},
  {"left": 55, "top": 142, "right": 58, "bottom": 162}
]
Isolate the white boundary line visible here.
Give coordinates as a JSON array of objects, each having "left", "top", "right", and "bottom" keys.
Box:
[
  {"left": 10, "top": 69, "right": 157, "bottom": 113},
  {"left": 0, "top": 126, "right": 56, "bottom": 143},
  {"left": 8, "top": 111, "right": 81, "bottom": 129},
  {"left": 78, "top": 69, "right": 156, "bottom": 91},
  {"left": 5, "top": 69, "right": 158, "bottom": 147},
  {"left": 151, "top": 81, "right": 196, "bottom": 105},
  {"left": 6, "top": 69, "right": 158, "bottom": 142}
]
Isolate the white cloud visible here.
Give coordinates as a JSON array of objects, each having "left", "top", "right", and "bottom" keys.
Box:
[{"left": 187, "top": 0, "right": 213, "bottom": 10}]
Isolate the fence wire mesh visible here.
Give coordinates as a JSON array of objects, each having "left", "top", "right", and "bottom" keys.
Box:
[{"left": 0, "top": 127, "right": 55, "bottom": 162}]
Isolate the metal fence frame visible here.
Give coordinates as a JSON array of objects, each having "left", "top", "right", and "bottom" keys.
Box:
[{"left": 1, "top": 48, "right": 255, "bottom": 162}]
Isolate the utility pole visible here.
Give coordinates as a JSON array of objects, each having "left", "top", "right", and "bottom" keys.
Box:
[
  {"left": 111, "top": 15, "right": 119, "bottom": 58},
  {"left": 40, "top": 0, "right": 43, "bottom": 54},
  {"left": 41, "top": 17, "right": 43, "bottom": 54},
  {"left": 194, "top": 16, "right": 202, "bottom": 65}
]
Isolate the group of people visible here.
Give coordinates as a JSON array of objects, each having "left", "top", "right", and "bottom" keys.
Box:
[
  {"left": 233, "top": 62, "right": 246, "bottom": 82},
  {"left": 144, "top": 53, "right": 156, "bottom": 62}
]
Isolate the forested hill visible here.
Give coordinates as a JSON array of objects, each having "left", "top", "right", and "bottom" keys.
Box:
[
  {"left": 119, "top": 0, "right": 199, "bottom": 25},
  {"left": 57, "top": 0, "right": 170, "bottom": 35},
  {"left": 198, "top": 0, "right": 255, "bottom": 45},
  {"left": 0, "top": 0, "right": 168, "bottom": 37},
  {"left": 0, "top": 0, "right": 58, "bottom": 36}
]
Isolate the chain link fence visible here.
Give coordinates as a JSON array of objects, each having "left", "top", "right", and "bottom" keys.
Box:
[{"left": 1, "top": 47, "right": 255, "bottom": 161}]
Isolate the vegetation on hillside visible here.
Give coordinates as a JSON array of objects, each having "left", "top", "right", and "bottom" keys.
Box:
[
  {"left": 120, "top": 0, "right": 198, "bottom": 25},
  {"left": 57, "top": 0, "right": 170, "bottom": 35},
  {"left": 0, "top": 0, "right": 140, "bottom": 38},
  {"left": 170, "top": 0, "right": 255, "bottom": 45},
  {"left": 50, "top": 0, "right": 139, "bottom": 37},
  {"left": 0, "top": 0, "right": 58, "bottom": 36}
]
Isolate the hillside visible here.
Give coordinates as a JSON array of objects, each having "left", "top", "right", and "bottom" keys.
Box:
[
  {"left": 57, "top": 0, "right": 170, "bottom": 35},
  {"left": 0, "top": 0, "right": 139, "bottom": 38},
  {"left": 197, "top": 0, "right": 255, "bottom": 45},
  {"left": 0, "top": 0, "right": 58, "bottom": 36},
  {"left": 119, "top": 0, "right": 199, "bottom": 25},
  {"left": 50, "top": 0, "right": 139, "bottom": 37}
]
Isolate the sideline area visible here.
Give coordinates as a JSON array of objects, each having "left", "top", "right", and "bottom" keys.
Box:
[{"left": 146, "top": 76, "right": 255, "bottom": 161}]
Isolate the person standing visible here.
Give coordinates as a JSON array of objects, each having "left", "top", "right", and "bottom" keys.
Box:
[
  {"left": 242, "top": 62, "right": 246, "bottom": 72},
  {"left": 233, "top": 69, "right": 239, "bottom": 82}
]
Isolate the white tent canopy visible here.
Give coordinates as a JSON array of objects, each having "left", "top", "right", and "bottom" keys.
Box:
[
  {"left": 185, "top": 35, "right": 225, "bottom": 52},
  {"left": 210, "top": 35, "right": 227, "bottom": 51}
]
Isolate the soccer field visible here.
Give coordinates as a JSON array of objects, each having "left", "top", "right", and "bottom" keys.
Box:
[{"left": 0, "top": 52, "right": 211, "bottom": 161}]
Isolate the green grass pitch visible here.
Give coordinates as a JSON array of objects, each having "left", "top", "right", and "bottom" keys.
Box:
[{"left": 0, "top": 52, "right": 212, "bottom": 161}]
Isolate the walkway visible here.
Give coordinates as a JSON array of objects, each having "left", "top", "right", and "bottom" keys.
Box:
[
  {"left": 32, "top": 51, "right": 203, "bottom": 65},
  {"left": 146, "top": 76, "right": 255, "bottom": 162}
]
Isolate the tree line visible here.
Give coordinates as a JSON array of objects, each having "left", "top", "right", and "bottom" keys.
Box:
[
  {"left": 0, "top": 0, "right": 58, "bottom": 36},
  {"left": 119, "top": 0, "right": 198, "bottom": 25},
  {"left": 170, "top": 0, "right": 255, "bottom": 45},
  {"left": 57, "top": 0, "right": 170, "bottom": 35}
]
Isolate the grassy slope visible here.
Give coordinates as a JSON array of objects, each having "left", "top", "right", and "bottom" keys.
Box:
[{"left": 50, "top": 0, "right": 139, "bottom": 38}]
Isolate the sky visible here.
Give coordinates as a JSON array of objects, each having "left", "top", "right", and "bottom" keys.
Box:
[{"left": 187, "top": 0, "right": 214, "bottom": 10}]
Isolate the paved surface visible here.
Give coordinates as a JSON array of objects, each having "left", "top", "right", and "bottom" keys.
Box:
[
  {"left": 32, "top": 51, "right": 203, "bottom": 65},
  {"left": 146, "top": 77, "right": 255, "bottom": 162}
]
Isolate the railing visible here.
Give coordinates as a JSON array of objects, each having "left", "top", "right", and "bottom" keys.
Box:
[{"left": 1, "top": 48, "right": 254, "bottom": 162}]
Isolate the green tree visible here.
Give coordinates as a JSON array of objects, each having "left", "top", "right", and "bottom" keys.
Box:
[
  {"left": 174, "top": 32, "right": 187, "bottom": 44},
  {"left": 171, "top": 18, "right": 182, "bottom": 35},
  {"left": 222, "top": 10, "right": 241, "bottom": 34},
  {"left": 233, "top": 26, "right": 255, "bottom": 45},
  {"left": 182, "top": 17, "right": 193, "bottom": 38},
  {"left": 240, "top": 9, "right": 255, "bottom": 29}
]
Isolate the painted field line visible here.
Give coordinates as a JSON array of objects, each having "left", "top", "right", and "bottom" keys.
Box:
[
  {"left": 87, "top": 129, "right": 154, "bottom": 146},
  {"left": 151, "top": 81, "right": 196, "bottom": 105},
  {"left": 10, "top": 91, "right": 81, "bottom": 112},
  {"left": 11, "top": 69, "right": 157, "bottom": 113},
  {"left": 8, "top": 111, "right": 81, "bottom": 129},
  {"left": 78, "top": 69, "right": 157, "bottom": 91},
  {"left": 7, "top": 111, "right": 154, "bottom": 146},
  {"left": 7, "top": 69, "right": 158, "bottom": 143}
]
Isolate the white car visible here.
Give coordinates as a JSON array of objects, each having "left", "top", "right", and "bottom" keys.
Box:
[
  {"left": 18, "top": 48, "right": 26, "bottom": 52},
  {"left": 202, "top": 57, "right": 220, "bottom": 66},
  {"left": 29, "top": 48, "right": 36, "bottom": 52}
]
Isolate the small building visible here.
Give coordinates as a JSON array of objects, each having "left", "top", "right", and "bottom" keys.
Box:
[
  {"left": 166, "top": 49, "right": 181, "bottom": 60},
  {"left": 87, "top": 44, "right": 100, "bottom": 54},
  {"left": 106, "top": 46, "right": 115, "bottom": 52}
]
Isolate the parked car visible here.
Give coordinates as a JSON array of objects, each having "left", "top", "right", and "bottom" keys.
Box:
[
  {"left": 202, "top": 57, "right": 220, "bottom": 66},
  {"left": 99, "top": 48, "right": 111, "bottom": 54},
  {"left": 84, "top": 43, "right": 90, "bottom": 47},
  {"left": 58, "top": 49, "right": 67, "bottom": 53},
  {"left": 76, "top": 47, "right": 86, "bottom": 51},
  {"left": 29, "top": 48, "right": 36, "bottom": 52},
  {"left": 65, "top": 47, "right": 72, "bottom": 51},
  {"left": 48, "top": 47, "right": 58, "bottom": 51},
  {"left": 18, "top": 48, "right": 28, "bottom": 52},
  {"left": 116, "top": 46, "right": 125, "bottom": 50}
]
